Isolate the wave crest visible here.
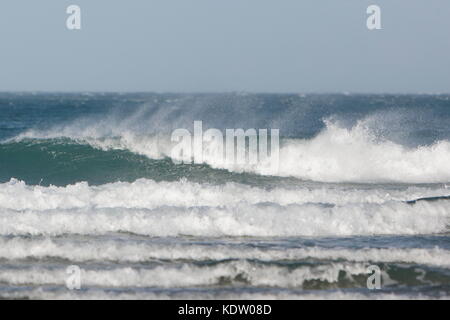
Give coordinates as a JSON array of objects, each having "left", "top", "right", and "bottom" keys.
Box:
[{"left": 12, "top": 118, "right": 450, "bottom": 183}]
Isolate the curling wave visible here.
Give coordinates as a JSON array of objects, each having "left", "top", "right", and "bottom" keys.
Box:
[{"left": 11, "top": 119, "right": 450, "bottom": 184}]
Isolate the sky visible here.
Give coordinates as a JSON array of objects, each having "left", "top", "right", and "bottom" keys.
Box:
[{"left": 0, "top": 0, "right": 449, "bottom": 93}]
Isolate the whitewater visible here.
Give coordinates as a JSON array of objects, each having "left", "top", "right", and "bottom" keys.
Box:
[{"left": 0, "top": 93, "right": 449, "bottom": 299}]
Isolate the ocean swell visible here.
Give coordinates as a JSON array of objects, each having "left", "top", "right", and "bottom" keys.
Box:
[{"left": 10, "top": 118, "right": 450, "bottom": 184}]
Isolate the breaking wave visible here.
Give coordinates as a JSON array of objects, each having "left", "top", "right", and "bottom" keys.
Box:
[
  {"left": 9, "top": 118, "right": 450, "bottom": 184},
  {"left": 1, "top": 237, "right": 449, "bottom": 267},
  {"left": 0, "top": 179, "right": 448, "bottom": 237}
]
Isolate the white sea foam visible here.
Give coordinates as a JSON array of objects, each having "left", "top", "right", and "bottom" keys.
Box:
[
  {"left": 0, "top": 261, "right": 371, "bottom": 288},
  {"left": 0, "top": 178, "right": 447, "bottom": 212},
  {"left": 0, "top": 199, "right": 448, "bottom": 237},
  {"left": 1, "top": 238, "right": 449, "bottom": 267},
  {"left": 0, "top": 288, "right": 445, "bottom": 300},
  {"left": 0, "top": 178, "right": 448, "bottom": 237},
  {"left": 13, "top": 119, "right": 450, "bottom": 183}
]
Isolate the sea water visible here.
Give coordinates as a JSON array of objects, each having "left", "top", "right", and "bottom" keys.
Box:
[{"left": 0, "top": 93, "right": 449, "bottom": 299}]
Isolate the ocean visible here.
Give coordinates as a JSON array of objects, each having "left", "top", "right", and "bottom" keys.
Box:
[{"left": 0, "top": 92, "right": 449, "bottom": 299}]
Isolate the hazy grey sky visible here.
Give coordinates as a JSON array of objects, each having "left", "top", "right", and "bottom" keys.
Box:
[{"left": 0, "top": 0, "right": 449, "bottom": 93}]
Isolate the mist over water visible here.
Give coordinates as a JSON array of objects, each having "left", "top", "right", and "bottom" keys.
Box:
[{"left": 0, "top": 93, "right": 449, "bottom": 299}]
